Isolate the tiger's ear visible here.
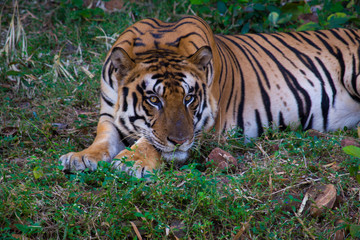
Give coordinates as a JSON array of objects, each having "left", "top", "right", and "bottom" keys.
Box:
[
  {"left": 110, "top": 47, "right": 135, "bottom": 75},
  {"left": 188, "top": 46, "right": 212, "bottom": 70}
]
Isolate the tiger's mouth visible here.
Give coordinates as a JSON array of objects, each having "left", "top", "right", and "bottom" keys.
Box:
[
  {"left": 161, "top": 150, "right": 189, "bottom": 165},
  {"left": 149, "top": 136, "right": 193, "bottom": 165}
]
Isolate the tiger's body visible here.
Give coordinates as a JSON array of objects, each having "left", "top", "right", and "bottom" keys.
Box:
[{"left": 61, "top": 16, "right": 360, "bottom": 177}]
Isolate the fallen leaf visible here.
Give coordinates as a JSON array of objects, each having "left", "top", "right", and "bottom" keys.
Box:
[
  {"left": 33, "top": 166, "right": 44, "bottom": 179},
  {"left": 309, "top": 184, "right": 337, "bottom": 217}
]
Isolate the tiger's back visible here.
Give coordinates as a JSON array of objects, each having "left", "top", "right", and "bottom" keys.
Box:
[{"left": 214, "top": 28, "right": 360, "bottom": 137}]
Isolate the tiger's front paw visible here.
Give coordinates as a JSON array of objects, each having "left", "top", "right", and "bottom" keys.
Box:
[
  {"left": 112, "top": 159, "right": 153, "bottom": 179},
  {"left": 112, "top": 137, "right": 162, "bottom": 179},
  {"left": 60, "top": 149, "right": 111, "bottom": 173}
]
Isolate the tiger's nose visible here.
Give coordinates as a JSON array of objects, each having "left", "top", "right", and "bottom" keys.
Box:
[{"left": 167, "top": 136, "right": 189, "bottom": 146}]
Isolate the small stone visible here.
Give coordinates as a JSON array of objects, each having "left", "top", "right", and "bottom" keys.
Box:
[{"left": 206, "top": 148, "right": 237, "bottom": 171}]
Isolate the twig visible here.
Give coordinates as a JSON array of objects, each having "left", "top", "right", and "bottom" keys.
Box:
[
  {"left": 233, "top": 216, "right": 253, "bottom": 240},
  {"left": 130, "top": 221, "right": 143, "bottom": 240},
  {"left": 298, "top": 192, "right": 309, "bottom": 215},
  {"left": 271, "top": 178, "right": 322, "bottom": 196},
  {"left": 271, "top": 173, "right": 350, "bottom": 196}
]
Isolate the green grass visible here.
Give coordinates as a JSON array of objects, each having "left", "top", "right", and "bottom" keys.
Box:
[{"left": 1, "top": 0, "right": 360, "bottom": 239}]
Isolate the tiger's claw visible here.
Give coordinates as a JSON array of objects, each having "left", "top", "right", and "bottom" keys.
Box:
[
  {"left": 60, "top": 150, "right": 111, "bottom": 173},
  {"left": 111, "top": 137, "right": 162, "bottom": 179}
]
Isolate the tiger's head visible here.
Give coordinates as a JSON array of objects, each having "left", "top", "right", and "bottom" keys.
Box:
[{"left": 110, "top": 46, "right": 217, "bottom": 164}]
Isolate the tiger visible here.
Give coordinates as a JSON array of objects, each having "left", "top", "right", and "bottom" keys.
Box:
[{"left": 60, "top": 15, "right": 360, "bottom": 178}]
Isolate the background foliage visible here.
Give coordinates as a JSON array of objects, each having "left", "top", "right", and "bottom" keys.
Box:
[{"left": 1, "top": 0, "right": 360, "bottom": 239}]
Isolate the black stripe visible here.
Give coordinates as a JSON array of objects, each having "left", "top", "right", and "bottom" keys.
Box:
[
  {"left": 255, "top": 34, "right": 297, "bottom": 69},
  {"left": 122, "top": 87, "right": 129, "bottom": 112},
  {"left": 321, "top": 85, "right": 330, "bottom": 131},
  {"left": 132, "top": 26, "right": 144, "bottom": 35},
  {"left": 255, "top": 110, "right": 263, "bottom": 137},
  {"left": 315, "top": 57, "right": 337, "bottom": 106},
  {"left": 304, "top": 114, "right": 314, "bottom": 130},
  {"left": 140, "top": 20, "right": 158, "bottom": 29},
  {"left": 287, "top": 32, "right": 303, "bottom": 43},
  {"left": 100, "top": 113, "right": 113, "bottom": 118},
  {"left": 134, "top": 37, "right": 145, "bottom": 46},
  {"left": 221, "top": 35, "right": 272, "bottom": 124},
  {"left": 252, "top": 39, "right": 312, "bottom": 127},
  {"left": 145, "top": 18, "right": 172, "bottom": 28},
  {"left": 202, "top": 83, "right": 208, "bottom": 109},
  {"left": 215, "top": 37, "right": 238, "bottom": 110},
  {"left": 278, "top": 112, "right": 287, "bottom": 130},
  {"left": 108, "top": 65, "right": 114, "bottom": 89},
  {"left": 343, "top": 29, "right": 356, "bottom": 44},
  {"left": 202, "top": 116, "right": 209, "bottom": 130},
  {"left": 182, "top": 16, "right": 214, "bottom": 44},
  {"left": 102, "top": 58, "right": 113, "bottom": 89},
  {"left": 132, "top": 92, "right": 138, "bottom": 112},
  {"left": 314, "top": 33, "right": 346, "bottom": 88},
  {"left": 141, "top": 167, "right": 146, "bottom": 178},
  {"left": 134, "top": 42, "right": 145, "bottom": 47},
  {"left": 118, "top": 40, "right": 132, "bottom": 46},
  {"left": 157, "top": 17, "right": 212, "bottom": 45},
  {"left": 314, "top": 30, "right": 329, "bottom": 39},
  {"left": 112, "top": 122, "right": 131, "bottom": 146},
  {"left": 350, "top": 54, "right": 360, "bottom": 102},
  {"left": 296, "top": 32, "right": 322, "bottom": 51},
  {"left": 334, "top": 47, "right": 346, "bottom": 87},
  {"left": 242, "top": 36, "right": 272, "bottom": 89},
  {"left": 189, "top": 41, "right": 199, "bottom": 49},
  {"left": 271, "top": 34, "right": 332, "bottom": 130},
  {"left": 329, "top": 29, "right": 348, "bottom": 46},
  {"left": 119, "top": 117, "right": 130, "bottom": 132},
  {"left": 166, "top": 32, "right": 207, "bottom": 48},
  {"left": 348, "top": 29, "right": 360, "bottom": 41},
  {"left": 117, "top": 29, "right": 136, "bottom": 39},
  {"left": 101, "top": 92, "right": 114, "bottom": 107}
]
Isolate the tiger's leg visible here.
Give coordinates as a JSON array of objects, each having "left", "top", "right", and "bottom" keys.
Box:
[
  {"left": 60, "top": 118, "right": 124, "bottom": 172},
  {"left": 112, "top": 137, "right": 162, "bottom": 179}
]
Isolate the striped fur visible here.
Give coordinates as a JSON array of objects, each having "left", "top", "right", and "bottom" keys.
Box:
[{"left": 61, "top": 16, "right": 360, "bottom": 176}]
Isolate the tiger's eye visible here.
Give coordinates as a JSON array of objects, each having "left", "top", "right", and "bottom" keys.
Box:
[
  {"left": 150, "top": 96, "right": 159, "bottom": 103},
  {"left": 185, "top": 95, "right": 194, "bottom": 104}
]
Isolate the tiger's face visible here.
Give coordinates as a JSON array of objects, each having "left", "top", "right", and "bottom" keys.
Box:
[{"left": 111, "top": 47, "right": 216, "bottom": 164}]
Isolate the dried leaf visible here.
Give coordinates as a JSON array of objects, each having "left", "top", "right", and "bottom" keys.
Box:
[
  {"left": 309, "top": 184, "right": 337, "bottom": 217},
  {"left": 130, "top": 221, "right": 143, "bottom": 240}
]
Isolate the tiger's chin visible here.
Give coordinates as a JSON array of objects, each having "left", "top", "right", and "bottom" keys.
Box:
[{"left": 161, "top": 150, "right": 188, "bottom": 166}]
